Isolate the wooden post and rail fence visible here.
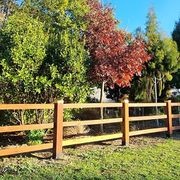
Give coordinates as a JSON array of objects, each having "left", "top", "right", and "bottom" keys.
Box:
[{"left": 0, "top": 100, "right": 180, "bottom": 159}]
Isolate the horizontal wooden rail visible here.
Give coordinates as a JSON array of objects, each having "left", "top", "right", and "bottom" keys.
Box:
[
  {"left": 0, "top": 104, "right": 54, "bottom": 110},
  {"left": 171, "top": 103, "right": 180, "bottom": 107},
  {"left": 0, "top": 123, "right": 53, "bottom": 133},
  {"left": 63, "top": 103, "right": 123, "bottom": 109},
  {"left": 63, "top": 133, "right": 122, "bottom": 146},
  {"left": 129, "top": 115, "right": 167, "bottom": 122},
  {"left": 130, "top": 127, "right": 167, "bottom": 136},
  {"left": 0, "top": 100, "right": 179, "bottom": 158},
  {"left": 172, "top": 114, "right": 180, "bottom": 118},
  {"left": 63, "top": 118, "right": 122, "bottom": 127},
  {"left": 129, "top": 103, "right": 166, "bottom": 107},
  {"left": 0, "top": 143, "right": 53, "bottom": 157},
  {"left": 172, "top": 126, "right": 180, "bottom": 130}
]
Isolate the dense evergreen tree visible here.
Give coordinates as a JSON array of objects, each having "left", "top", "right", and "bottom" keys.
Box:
[
  {"left": 172, "top": 18, "right": 180, "bottom": 51},
  {"left": 171, "top": 18, "right": 180, "bottom": 89},
  {"left": 131, "top": 9, "right": 179, "bottom": 102}
]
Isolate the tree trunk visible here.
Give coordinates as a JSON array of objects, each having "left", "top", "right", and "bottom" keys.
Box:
[
  {"left": 100, "top": 81, "right": 105, "bottom": 133},
  {"left": 154, "top": 76, "right": 160, "bottom": 127}
]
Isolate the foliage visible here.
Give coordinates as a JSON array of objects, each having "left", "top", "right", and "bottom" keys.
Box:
[
  {"left": 26, "top": 129, "right": 45, "bottom": 145},
  {"left": 0, "top": 11, "right": 48, "bottom": 103},
  {"left": 0, "top": 0, "right": 90, "bottom": 104},
  {"left": 172, "top": 18, "right": 180, "bottom": 51},
  {"left": 0, "top": 0, "right": 91, "bottom": 123},
  {"left": 169, "top": 70, "right": 180, "bottom": 89},
  {"left": 23, "top": 0, "right": 90, "bottom": 103},
  {"left": 0, "top": 0, "right": 17, "bottom": 15},
  {"left": 171, "top": 19, "right": 180, "bottom": 89},
  {"left": 0, "top": 109, "right": 54, "bottom": 126},
  {"left": 131, "top": 9, "right": 179, "bottom": 102},
  {"left": 86, "top": 0, "right": 150, "bottom": 88},
  {"left": 0, "top": 138, "right": 180, "bottom": 179}
]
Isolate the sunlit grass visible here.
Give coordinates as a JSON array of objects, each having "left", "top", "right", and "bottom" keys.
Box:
[{"left": 0, "top": 137, "right": 180, "bottom": 179}]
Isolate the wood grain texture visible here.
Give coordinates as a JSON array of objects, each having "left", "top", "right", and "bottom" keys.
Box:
[
  {"left": 129, "top": 115, "right": 167, "bottom": 122},
  {"left": 130, "top": 127, "right": 167, "bottom": 136},
  {"left": 0, "top": 143, "right": 53, "bottom": 157},
  {"left": 166, "top": 100, "right": 173, "bottom": 137},
  {"left": 63, "top": 133, "right": 122, "bottom": 146},
  {"left": 122, "top": 100, "right": 129, "bottom": 146},
  {"left": 63, "top": 118, "right": 123, "bottom": 127},
  {"left": 171, "top": 103, "right": 180, "bottom": 107},
  {"left": 63, "top": 103, "right": 123, "bottom": 109},
  {"left": 53, "top": 101, "right": 63, "bottom": 159},
  {"left": 129, "top": 103, "right": 166, "bottom": 107},
  {"left": 0, "top": 123, "right": 53, "bottom": 133},
  {"left": 172, "top": 126, "right": 180, "bottom": 130},
  {"left": 172, "top": 114, "right": 180, "bottom": 118},
  {"left": 0, "top": 104, "right": 54, "bottom": 110}
]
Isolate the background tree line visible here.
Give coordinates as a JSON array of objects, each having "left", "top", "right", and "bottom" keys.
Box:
[{"left": 0, "top": 0, "right": 179, "bottom": 124}]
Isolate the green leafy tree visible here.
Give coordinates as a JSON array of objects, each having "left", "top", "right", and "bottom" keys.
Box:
[
  {"left": 0, "top": 11, "right": 48, "bottom": 103},
  {"left": 0, "top": 1, "right": 91, "bottom": 123},
  {"left": 131, "top": 9, "right": 179, "bottom": 102},
  {"left": 0, "top": 0, "right": 90, "bottom": 104},
  {"left": 22, "top": 0, "right": 90, "bottom": 103},
  {"left": 0, "top": 11, "right": 49, "bottom": 124}
]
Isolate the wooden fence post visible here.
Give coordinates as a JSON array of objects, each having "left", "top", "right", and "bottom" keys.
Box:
[
  {"left": 122, "top": 99, "right": 129, "bottom": 146},
  {"left": 166, "top": 100, "right": 173, "bottom": 137},
  {"left": 53, "top": 100, "right": 64, "bottom": 159}
]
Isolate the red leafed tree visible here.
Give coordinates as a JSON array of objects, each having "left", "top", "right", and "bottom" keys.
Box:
[{"left": 86, "top": 0, "right": 151, "bottom": 100}]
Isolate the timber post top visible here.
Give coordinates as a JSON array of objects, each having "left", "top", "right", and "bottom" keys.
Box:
[
  {"left": 56, "top": 100, "right": 64, "bottom": 104},
  {"left": 123, "top": 99, "right": 129, "bottom": 103}
]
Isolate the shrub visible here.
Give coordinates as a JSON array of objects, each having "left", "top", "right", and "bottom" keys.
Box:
[{"left": 26, "top": 130, "right": 45, "bottom": 145}]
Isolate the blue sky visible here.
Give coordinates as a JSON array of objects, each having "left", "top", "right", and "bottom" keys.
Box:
[{"left": 103, "top": 0, "right": 180, "bottom": 36}]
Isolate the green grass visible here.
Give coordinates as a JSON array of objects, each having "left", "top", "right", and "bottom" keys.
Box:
[{"left": 0, "top": 137, "right": 180, "bottom": 180}]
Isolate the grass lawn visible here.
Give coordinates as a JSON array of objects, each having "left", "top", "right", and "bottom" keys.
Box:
[{"left": 0, "top": 135, "right": 180, "bottom": 179}]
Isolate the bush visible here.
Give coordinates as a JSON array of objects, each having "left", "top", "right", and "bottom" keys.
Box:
[{"left": 26, "top": 130, "right": 45, "bottom": 145}]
